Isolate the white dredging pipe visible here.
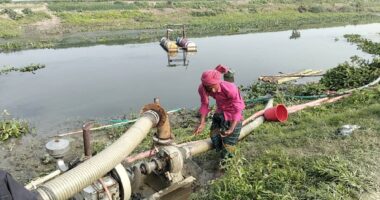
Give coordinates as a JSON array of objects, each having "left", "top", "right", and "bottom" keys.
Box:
[
  {"left": 36, "top": 109, "right": 161, "bottom": 200},
  {"left": 180, "top": 99, "right": 274, "bottom": 158}
]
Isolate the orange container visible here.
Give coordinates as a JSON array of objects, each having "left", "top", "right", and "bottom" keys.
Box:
[{"left": 264, "top": 104, "right": 288, "bottom": 122}]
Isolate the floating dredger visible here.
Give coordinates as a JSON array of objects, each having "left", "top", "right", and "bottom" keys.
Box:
[{"left": 159, "top": 24, "right": 197, "bottom": 53}]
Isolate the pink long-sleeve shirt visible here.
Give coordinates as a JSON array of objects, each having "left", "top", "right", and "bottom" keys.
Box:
[{"left": 198, "top": 81, "right": 245, "bottom": 121}]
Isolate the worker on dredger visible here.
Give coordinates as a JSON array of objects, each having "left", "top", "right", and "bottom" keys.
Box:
[{"left": 193, "top": 65, "right": 245, "bottom": 159}]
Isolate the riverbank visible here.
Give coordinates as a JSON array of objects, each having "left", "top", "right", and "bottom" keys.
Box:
[
  {"left": 1, "top": 0, "right": 380, "bottom": 52},
  {"left": 1, "top": 84, "right": 378, "bottom": 199},
  {"left": 0, "top": 3, "right": 379, "bottom": 198}
]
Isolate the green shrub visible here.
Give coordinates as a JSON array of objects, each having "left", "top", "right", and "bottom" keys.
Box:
[
  {"left": 338, "top": 5, "right": 354, "bottom": 12},
  {"left": 308, "top": 5, "right": 326, "bottom": 13},
  {"left": 22, "top": 8, "right": 33, "bottom": 15},
  {"left": 191, "top": 10, "right": 218, "bottom": 17},
  {"left": 297, "top": 5, "right": 307, "bottom": 13},
  {"left": 1, "top": 9, "right": 23, "bottom": 20}
]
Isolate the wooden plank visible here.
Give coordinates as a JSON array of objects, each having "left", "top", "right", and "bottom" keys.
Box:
[
  {"left": 259, "top": 69, "right": 323, "bottom": 84},
  {"left": 277, "top": 70, "right": 322, "bottom": 84}
]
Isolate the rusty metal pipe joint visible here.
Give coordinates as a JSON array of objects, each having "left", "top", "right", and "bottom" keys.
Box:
[{"left": 142, "top": 101, "right": 174, "bottom": 145}]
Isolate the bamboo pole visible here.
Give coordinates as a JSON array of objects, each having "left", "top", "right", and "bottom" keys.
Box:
[
  {"left": 25, "top": 170, "right": 61, "bottom": 190},
  {"left": 55, "top": 108, "right": 183, "bottom": 137}
]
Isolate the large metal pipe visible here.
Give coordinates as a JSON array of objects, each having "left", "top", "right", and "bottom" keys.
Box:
[
  {"left": 180, "top": 99, "right": 273, "bottom": 158},
  {"left": 36, "top": 110, "right": 160, "bottom": 200}
]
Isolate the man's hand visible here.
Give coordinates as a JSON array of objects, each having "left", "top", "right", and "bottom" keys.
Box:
[
  {"left": 221, "top": 129, "right": 233, "bottom": 137},
  {"left": 193, "top": 123, "right": 206, "bottom": 135}
]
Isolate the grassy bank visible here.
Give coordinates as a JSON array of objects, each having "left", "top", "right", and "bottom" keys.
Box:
[
  {"left": 1, "top": 0, "right": 380, "bottom": 52},
  {"left": 191, "top": 87, "right": 380, "bottom": 199}
]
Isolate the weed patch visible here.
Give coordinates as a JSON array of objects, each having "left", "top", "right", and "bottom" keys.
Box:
[
  {"left": 0, "top": 63, "right": 46, "bottom": 75},
  {"left": 0, "top": 111, "right": 30, "bottom": 141}
]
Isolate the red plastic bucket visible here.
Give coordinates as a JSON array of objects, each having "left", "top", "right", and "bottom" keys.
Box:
[{"left": 264, "top": 104, "right": 288, "bottom": 122}]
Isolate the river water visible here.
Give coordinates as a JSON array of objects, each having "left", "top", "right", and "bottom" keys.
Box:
[{"left": 0, "top": 23, "right": 379, "bottom": 135}]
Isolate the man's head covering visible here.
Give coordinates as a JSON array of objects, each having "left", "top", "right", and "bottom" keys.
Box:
[{"left": 201, "top": 64, "right": 229, "bottom": 86}]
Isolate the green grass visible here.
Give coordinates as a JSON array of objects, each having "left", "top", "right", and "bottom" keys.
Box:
[
  {"left": 0, "top": 11, "right": 51, "bottom": 38},
  {"left": 191, "top": 86, "right": 380, "bottom": 199},
  {"left": 48, "top": 1, "right": 151, "bottom": 12},
  {"left": 187, "top": 11, "right": 379, "bottom": 35},
  {"left": 56, "top": 9, "right": 380, "bottom": 34},
  {"left": 0, "top": 20, "right": 20, "bottom": 38},
  {"left": 58, "top": 10, "right": 154, "bottom": 30}
]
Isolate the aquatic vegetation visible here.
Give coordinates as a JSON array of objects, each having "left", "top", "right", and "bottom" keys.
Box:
[
  {"left": 0, "top": 63, "right": 46, "bottom": 75},
  {"left": 0, "top": 111, "right": 30, "bottom": 141},
  {"left": 344, "top": 34, "right": 380, "bottom": 55},
  {"left": 321, "top": 36, "right": 380, "bottom": 90},
  {"left": 19, "top": 63, "right": 46, "bottom": 73},
  {"left": 0, "top": 66, "right": 17, "bottom": 75},
  {"left": 321, "top": 56, "right": 380, "bottom": 90},
  {"left": 242, "top": 81, "right": 328, "bottom": 99}
]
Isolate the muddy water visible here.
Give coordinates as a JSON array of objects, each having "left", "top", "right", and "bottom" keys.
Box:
[{"left": 1, "top": 23, "right": 379, "bottom": 136}]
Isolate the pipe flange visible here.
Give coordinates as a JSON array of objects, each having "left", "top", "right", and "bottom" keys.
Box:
[
  {"left": 143, "top": 110, "right": 160, "bottom": 126},
  {"left": 152, "top": 134, "right": 173, "bottom": 145},
  {"left": 141, "top": 103, "right": 167, "bottom": 127}
]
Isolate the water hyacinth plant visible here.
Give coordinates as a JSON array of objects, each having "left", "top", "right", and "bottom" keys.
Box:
[
  {"left": 0, "top": 110, "right": 30, "bottom": 141},
  {"left": 0, "top": 63, "right": 46, "bottom": 75}
]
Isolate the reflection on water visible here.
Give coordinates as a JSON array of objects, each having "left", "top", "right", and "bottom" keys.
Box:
[
  {"left": 166, "top": 51, "right": 197, "bottom": 67},
  {"left": 0, "top": 23, "right": 379, "bottom": 135},
  {"left": 289, "top": 30, "right": 301, "bottom": 40}
]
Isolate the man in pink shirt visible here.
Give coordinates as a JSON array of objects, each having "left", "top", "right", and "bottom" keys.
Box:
[{"left": 193, "top": 65, "right": 245, "bottom": 159}]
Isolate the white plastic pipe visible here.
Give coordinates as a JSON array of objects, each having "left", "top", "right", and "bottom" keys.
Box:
[{"left": 180, "top": 99, "right": 273, "bottom": 158}]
